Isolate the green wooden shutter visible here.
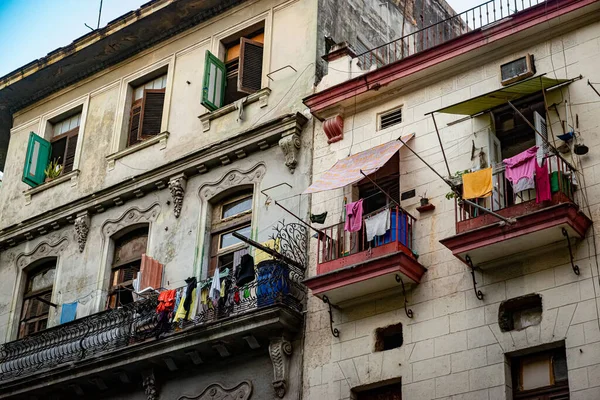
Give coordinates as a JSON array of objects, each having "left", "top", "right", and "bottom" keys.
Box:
[
  {"left": 238, "top": 38, "right": 264, "bottom": 94},
  {"left": 22, "top": 132, "right": 51, "bottom": 187},
  {"left": 201, "top": 50, "right": 226, "bottom": 111}
]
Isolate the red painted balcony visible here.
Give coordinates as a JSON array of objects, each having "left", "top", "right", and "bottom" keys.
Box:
[
  {"left": 304, "top": 206, "right": 427, "bottom": 305},
  {"left": 440, "top": 156, "right": 592, "bottom": 267}
]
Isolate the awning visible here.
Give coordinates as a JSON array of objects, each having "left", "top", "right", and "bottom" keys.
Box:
[
  {"left": 433, "top": 76, "right": 571, "bottom": 116},
  {"left": 304, "top": 134, "right": 414, "bottom": 194}
]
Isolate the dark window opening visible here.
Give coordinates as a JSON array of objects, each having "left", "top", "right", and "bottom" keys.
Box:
[
  {"left": 511, "top": 346, "right": 569, "bottom": 399},
  {"left": 128, "top": 74, "right": 167, "bottom": 147},
  {"left": 374, "top": 323, "right": 403, "bottom": 352},
  {"left": 50, "top": 112, "right": 81, "bottom": 174},
  {"left": 358, "top": 152, "right": 400, "bottom": 215},
  {"left": 19, "top": 260, "right": 56, "bottom": 338},
  {"left": 223, "top": 29, "right": 264, "bottom": 106},
  {"left": 355, "top": 381, "right": 402, "bottom": 400},
  {"left": 499, "top": 294, "right": 543, "bottom": 332}
]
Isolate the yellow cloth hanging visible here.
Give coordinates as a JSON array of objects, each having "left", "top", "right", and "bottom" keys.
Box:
[
  {"left": 173, "top": 288, "right": 197, "bottom": 322},
  {"left": 200, "top": 288, "right": 208, "bottom": 305},
  {"left": 254, "top": 238, "right": 280, "bottom": 265},
  {"left": 462, "top": 168, "right": 493, "bottom": 199},
  {"left": 220, "top": 280, "right": 226, "bottom": 298}
]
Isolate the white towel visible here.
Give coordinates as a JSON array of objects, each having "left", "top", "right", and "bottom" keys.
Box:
[
  {"left": 365, "top": 208, "right": 391, "bottom": 241},
  {"left": 209, "top": 267, "right": 221, "bottom": 302}
]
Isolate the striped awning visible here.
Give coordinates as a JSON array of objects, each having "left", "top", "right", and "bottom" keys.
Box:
[{"left": 303, "top": 134, "right": 414, "bottom": 194}]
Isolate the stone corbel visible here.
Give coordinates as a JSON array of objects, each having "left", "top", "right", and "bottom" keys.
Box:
[
  {"left": 74, "top": 212, "right": 90, "bottom": 253},
  {"left": 168, "top": 174, "right": 187, "bottom": 219},
  {"left": 269, "top": 338, "right": 293, "bottom": 398},
  {"left": 323, "top": 114, "right": 344, "bottom": 144},
  {"left": 142, "top": 370, "right": 158, "bottom": 400},
  {"left": 278, "top": 134, "right": 301, "bottom": 173}
]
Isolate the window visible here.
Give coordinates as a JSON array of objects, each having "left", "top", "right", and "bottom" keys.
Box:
[
  {"left": 358, "top": 152, "right": 400, "bottom": 215},
  {"left": 107, "top": 227, "right": 148, "bottom": 308},
  {"left": 511, "top": 347, "right": 569, "bottom": 399},
  {"left": 128, "top": 74, "right": 167, "bottom": 147},
  {"left": 498, "top": 294, "right": 543, "bottom": 332},
  {"left": 202, "top": 27, "right": 264, "bottom": 111},
  {"left": 374, "top": 323, "right": 403, "bottom": 352},
  {"left": 209, "top": 191, "right": 253, "bottom": 277},
  {"left": 19, "top": 261, "right": 56, "bottom": 338},
  {"left": 355, "top": 381, "right": 402, "bottom": 400},
  {"left": 50, "top": 111, "right": 81, "bottom": 174}
]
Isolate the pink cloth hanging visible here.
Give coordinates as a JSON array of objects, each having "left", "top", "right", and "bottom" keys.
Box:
[
  {"left": 535, "top": 159, "right": 552, "bottom": 203},
  {"left": 345, "top": 199, "right": 364, "bottom": 233},
  {"left": 503, "top": 146, "right": 539, "bottom": 192}
]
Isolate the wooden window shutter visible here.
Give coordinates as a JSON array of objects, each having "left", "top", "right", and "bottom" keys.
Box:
[
  {"left": 139, "top": 254, "right": 164, "bottom": 290},
  {"left": 201, "top": 50, "right": 227, "bottom": 111},
  {"left": 238, "top": 38, "right": 263, "bottom": 94},
  {"left": 22, "top": 132, "right": 51, "bottom": 187},
  {"left": 63, "top": 134, "right": 78, "bottom": 173},
  {"left": 128, "top": 101, "right": 143, "bottom": 147},
  {"left": 140, "top": 89, "right": 165, "bottom": 138}
]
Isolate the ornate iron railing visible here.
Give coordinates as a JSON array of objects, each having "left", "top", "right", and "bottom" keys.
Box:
[
  {"left": 0, "top": 265, "right": 304, "bottom": 382},
  {"left": 356, "top": 0, "right": 545, "bottom": 69}
]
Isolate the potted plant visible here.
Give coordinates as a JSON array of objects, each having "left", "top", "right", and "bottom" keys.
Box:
[
  {"left": 419, "top": 192, "right": 429, "bottom": 207},
  {"left": 445, "top": 170, "right": 470, "bottom": 200},
  {"left": 44, "top": 160, "right": 63, "bottom": 183}
]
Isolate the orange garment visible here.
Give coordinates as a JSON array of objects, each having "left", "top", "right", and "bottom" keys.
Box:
[
  {"left": 462, "top": 168, "right": 493, "bottom": 199},
  {"left": 156, "top": 289, "right": 177, "bottom": 313}
]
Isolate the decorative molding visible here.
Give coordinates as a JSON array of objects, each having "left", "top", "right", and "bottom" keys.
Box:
[
  {"left": 198, "top": 88, "right": 271, "bottom": 132},
  {"left": 15, "top": 237, "right": 68, "bottom": 269},
  {"left": 323, "top": 115, "right": 344, "bottom": 144},
  {"left": 142, "top": 370, "right": 158, "bottom": 400},
  {"left": 74, "top": 212, "right": 90, "bottom": 253},
  {"left": 106, "top": 132, "right": 169, "bottom": 170},
  {"left": 178, "top": 381, "right": 252, "bottom": 400},
  {"left": 279, "top": 133, "right": 301, "bottom": 173},
  {"left": 199, "top": 164, "right": 266, "bottom": 201},
  {"left": 101, "top": 203, "right": 161, "bottom": 239},
  {"left": 168, "top": 174, "right": 187, "bottom": 219},
  {"left": 269, "top": 338, "right": 293, "bottom": 398},
  {"left": 23, "top": 170, "right": 80, "bottom": 204}
]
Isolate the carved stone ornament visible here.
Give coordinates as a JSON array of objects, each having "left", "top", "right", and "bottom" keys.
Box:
[
  {"left": 101, "top": 203, "right": 161, "bottom": 239},
  {"left": 269, "top": 338, "right": 293, "bottom": 398},
  {"left": 168, "top": 174, "right": 187, "bottom": 218},
  {"left": 199, "top": 164, "right": 266, "bottom": 201},
  {"left": 74, "top": 212, "right": 90, "bottom": 253},
  {"left": 178, "top": 381, "right": 252, "bottom": 400},
  {"left": 278, "top": 134, "right": 301, "bottom": 173},
  {"left": 15, "top": 237, "right": 68, "bottom": 270},
  {"left": 323, "top": 114, "right": 344, "bottom": 144},
  {"left": 142, "top": 370, "right": 158, "bottom": 400}
]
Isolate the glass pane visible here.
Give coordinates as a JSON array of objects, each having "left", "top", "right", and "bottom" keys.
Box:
[
  {"left": 29, "top": 268, "right": 55, "bottom": 293},
  {"left": 521, "top": 355, "right": 551, "bottom": 391},
  {"left": 553, "top": 352, "right": 568, "bottom": 382},
  {"left": 134, "top": 87, "right": 144, "bottom": 100},
  {"left": 220, "top": 225, "right": 251, "bottom": 249},
  {"left": 222, "top": 196, "right": 252, "bottom": 219}
]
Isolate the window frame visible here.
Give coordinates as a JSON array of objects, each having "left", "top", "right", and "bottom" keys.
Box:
[
  {"left": 19, "top": 262, "right": 56, "bottom": 339},
  {"left": 50, "top": 122, "right": 80, "bottom": 174},
  {"left": 127, "top": 76, "right": 167, "bottom": 147},
  {"left": 511, "top": 347, "right": 570, "bottom": 399}
]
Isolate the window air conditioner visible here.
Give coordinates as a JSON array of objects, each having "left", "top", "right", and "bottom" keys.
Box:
[{"left": 500, "top": 54, "right": 535, "bottom": 86}]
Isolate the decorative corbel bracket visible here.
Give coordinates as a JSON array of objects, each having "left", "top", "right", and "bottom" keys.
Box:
[
  {"left": 395, "top": 274, "right": 414, "bottom": 318},
  {"left": 74, "top": 211, "right": 90, "bottom": 253},
  {"left": 269, "top": 338, "right": 293, "bottom": 398},
  {"left": 322, "top": 295, "right": 340, "bottom": 338},
  {"left": 142, "top": 370, "right": 158, "bottom": 400},
  {"left": 323, "top": 114, "right": 344, "bottom": 144},
  {"left": 279, "top": 133, "right": 301, "bottom": 173},
  {"left": 168, "top": 174, "right": 187, "bottom": 219},
  {"left": 562, "top": 227, "right": 580, "bottom": 275},
  {"left": 465, "top": 255, "right": 484, "bottom": 300}
]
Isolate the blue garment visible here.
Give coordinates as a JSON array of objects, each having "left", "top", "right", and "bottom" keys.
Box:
[{"left": 60, "top": 302, "right": 78, "bottom": 324}]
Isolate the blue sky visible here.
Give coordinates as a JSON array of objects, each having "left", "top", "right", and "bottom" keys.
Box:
[{"left": 0, "top": 0, "right": 143, "bottom": 77}]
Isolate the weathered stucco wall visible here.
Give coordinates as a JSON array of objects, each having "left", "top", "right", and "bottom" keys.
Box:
[{"left": 304, "top": 18, "right": 600, "bottom": 400}]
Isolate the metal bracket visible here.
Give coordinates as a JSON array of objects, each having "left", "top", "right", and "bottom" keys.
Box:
[
  {"left": 562, "top": 228, "right": 580, "bottom": 275},
  {"left": 322, "top": 295, "right": 340, "bottom": 338},
  {"left": 395, "top": 274, "right": 414, "bottom": 318},
  {"left": 465, "top": 255, "right": 484, "bottom": 300}
]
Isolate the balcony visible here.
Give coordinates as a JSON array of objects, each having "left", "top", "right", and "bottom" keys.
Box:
[
  {"left": 440, "top": 156, "right": 592, "bottom": 267},
  {"left": 304, "top": 206, "right": 427, "bottom": 306},
  {"left": 0, "top": 265, "right": 304, "bottom": 397}
]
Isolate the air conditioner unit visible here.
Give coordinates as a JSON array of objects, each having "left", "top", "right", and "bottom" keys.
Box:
[{"left": 500, "top": 54, "right": 535, "bottom": 86}]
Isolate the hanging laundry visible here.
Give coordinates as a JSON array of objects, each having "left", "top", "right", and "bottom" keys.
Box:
[
  {"left": 503, "top": 146, "right": 538, "bottom": 193},
  {"left": 234, "top": 289, "right": 241, "bottom": 304},
  {"left": 209, "top": 267, "right": 221, "bottom": 305},
  {"left": 365, "top": 208, "right": 391, "bottom": 241},
  {"left": 344, "top": 199, "right": 364, "bottom": 232},
  {"left": 235, "top": 254, "right": 255, "bottom": 286},
  {"left": 535, "top": 160, "right": 552, "bottom": 203},
  {"left": 173, "top": 288, "right": 182, "bottom": 313},
  {"left": 462, "top": 168, "right": 493, "bottom": 199},
  {"left": 60, "top": 302, "right": 77, "bottom": 324},
  {"left": 232, "top": 248, "right": 249, "bottom": 280},
  {"left": 76, "top": 293, "right": 95, "bottom": 319},
  {"left": 254, "top": 238, "right": 280, "bottom": 265},
  {"left": 156, "top": 289, "right": 177, "bottom": 313},
  {"left": 310, "top": 212, "right": 328, "bottom": 224},
  {"left": 174, "top": 277, "right": 197, "bottom": 322},
  {"left": 244, "top": 286, "right": 251, "bottom": 298}
]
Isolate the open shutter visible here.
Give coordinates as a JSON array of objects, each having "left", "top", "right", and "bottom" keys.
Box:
[
  {"left": 534, "top": 111, "right": 548, "bottom": 163},
  {"left": 139, "top": 255, "right": 164, "bottom": 290},
  {"left": 140, "top": 89, "right": 165, "bottom": 138},
  {"left": 128, "top": 101, "right": 143, "bottom": 147},
  {"left": 238, "top": 38, "right": 264, "bottom": 94},
  {"left": 201, "top": 50, "right": 226, "bottom": 111},
  {"left": 63, "top": 134, "right": 78, "bottom": 173},
  {"left": 22, "top": 132, "right": 51, "bottom": 187}
]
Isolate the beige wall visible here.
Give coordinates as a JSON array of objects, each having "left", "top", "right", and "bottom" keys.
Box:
[{"left": 304, "top": 18, "right": 600, "bottom": 400}]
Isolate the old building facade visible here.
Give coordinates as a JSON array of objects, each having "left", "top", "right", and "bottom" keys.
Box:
[{"left": 302, "top": 0, "right": 600, "bottom": 399}]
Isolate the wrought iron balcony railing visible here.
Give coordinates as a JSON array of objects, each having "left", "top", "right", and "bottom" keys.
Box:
[
  {"left": 0, "top": 264, "right": 304, "bottom": 382},
  {"left": 355, "top": 0, "right": 545, "bottom": 70}
]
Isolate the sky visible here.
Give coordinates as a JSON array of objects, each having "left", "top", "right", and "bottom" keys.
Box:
[{"left": 0, "top": 0, "right": 482, "bottom": 78}]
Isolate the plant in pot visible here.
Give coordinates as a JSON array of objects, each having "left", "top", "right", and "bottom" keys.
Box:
[
  {"left": 44, "top": 160, "right": 63, "bottom": 183},
  {"left": 419, "top": 192, "right": 429, "bottom": 207},
  {"left": 445, "top": 169, "right": 470, "bottom": 200}
]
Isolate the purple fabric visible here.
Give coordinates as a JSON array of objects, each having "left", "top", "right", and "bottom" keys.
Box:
[
  {"left": 345, "top": 199, "right": 364, "bottom": 233},
  {"left": 535, "top": 159, "right": 552, "bottom": 203},
  {"left": 503, "top": 146, "right": 539, "bottom": 190}
]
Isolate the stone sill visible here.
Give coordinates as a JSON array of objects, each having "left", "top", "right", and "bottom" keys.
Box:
[
  {"left": 24, "top": 170, "right": 80, "bottom": 204},
  {"left": 106, "top": 132, "right": 169, "bottom": 170},
  {"left": 198, "top": 88, "right": 271, "bottom": 132}
]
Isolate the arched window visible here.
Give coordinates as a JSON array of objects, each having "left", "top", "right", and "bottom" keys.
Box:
[
  {"left": 107, "top": 226, "right": 148, "bottom": 308},
  {"left": 209, "top": 190, "right": 253, "bottom": 277},
  {"left": 19, "top": 260, "right": 56, "bottom": 338}
]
